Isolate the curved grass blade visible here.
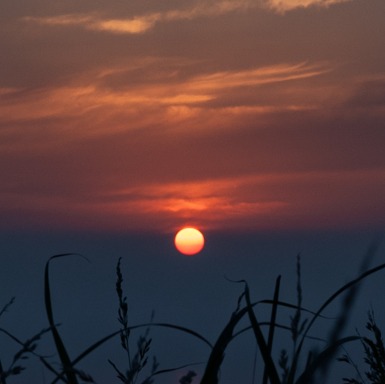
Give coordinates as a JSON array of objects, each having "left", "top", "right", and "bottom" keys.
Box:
[
  {"left": 201, "top": 281, "right": 284, "bottom": 384},
  {"left": 296, "top": 335, "right": 361, "bottom": 384},
  {"left": 70, "top": 322, "right": 212, "bottom": 365},
  {"left": 200, "top": 301, "right": 250, "bottom": 384},
  {"left": 45, "top": 253, "right": 85, "bottom": 384},
  {"left": 232, "top": 298, "right": 337, "bottom": 341},
  {"left": 255, "top": 299, "right": 336, "bottom": 320},
  {"left": 52, "top": 322, "right": 212, "bottom": 384},
  {"left": 234, "top": 323, "right": 326, "bottom": 343}
]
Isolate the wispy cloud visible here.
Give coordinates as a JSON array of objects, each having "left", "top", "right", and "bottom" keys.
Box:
[
  {"left": 262, "top": 0, "right": 352, "bottom": 13},
  {"left": 98, "top": 168, "right": 385, "bottom": 232},
  {"left": 3, "top": 168, "right": 383, "bottom": 232},
  {"left": 89, "top": 176, "right": 289, "bottom": 231},
  {"left": 0, "top": 61, "right": 329, "bottom": 133},
  {"left": 23, "top": 1, "right": 257, "bottom": 35},
  {"left": 23, "top": 13, "right": 155, "bottom": 34},
  {"left": 23, "top": 0, "right": 354, "bottom": 35},
  {"left": 184, "top": 62, "right": 329, "bottom": 91}
]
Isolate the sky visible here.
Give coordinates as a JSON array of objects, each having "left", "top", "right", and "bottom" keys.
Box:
[
  {"left": 1, "top": 0, "right": 385, "bottom": 234},
  {"left": 1, "top": 0, "right": 385, "bottom": 383}
]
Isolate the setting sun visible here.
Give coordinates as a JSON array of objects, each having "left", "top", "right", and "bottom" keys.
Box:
[{"left": 174, "top": 227, "right": 205, "bottom": 256}]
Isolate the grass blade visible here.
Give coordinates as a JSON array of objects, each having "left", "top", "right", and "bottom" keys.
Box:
[
  {"left": 0, "top": 359, "right": 7, "bottom": 384},
  {"left": 263, "top": 275, "right": 281, "bottom": 384},
  {"left": 45, "top": 254, "right": 81, "bottom": 384},
  {"left": 200, "top": 294, "right": 250, "bottom": 384},
  {"left": 243, "top": 280, "right": 281, "bottom": 384}
]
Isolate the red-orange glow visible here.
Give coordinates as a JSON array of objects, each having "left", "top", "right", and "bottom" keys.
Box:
[{"left": 174, "top": 227, "right": 204, "bottom": 256}]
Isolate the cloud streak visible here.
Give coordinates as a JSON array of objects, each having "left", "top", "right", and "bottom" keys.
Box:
[
  {"left": 262, "top": 0, "right": 352, "bottom": 13},
  {"left": 23, "top": 1, "right": 258, "bottom": 35},
  {"left": 23, "top": 0, "right": 353, "bottom": 35},
  {"left": 0, "top": 61, "right": 329, "bottom": 131},
  {"left": 25, "top": 13, "right": 157, "bottom": 34},
  {"left": 1, "top": 169, "right": 384, "bottom": 232}
]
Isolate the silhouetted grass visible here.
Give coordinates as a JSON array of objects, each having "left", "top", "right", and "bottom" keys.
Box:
[
  {"left": 0, "top": 242, "right": 384, "bottom": 383},
  {"left": 340, "top": 309, "right": 385, "bottom": 383},
  {"left": 0, "top": 315, "right": 51, "bottom": 383},
  {"left": 201, "top": 243, "right": 384, "bottom": 384},
  {"left": 108, "top": 257, "right": 159, "bottom": 384}
]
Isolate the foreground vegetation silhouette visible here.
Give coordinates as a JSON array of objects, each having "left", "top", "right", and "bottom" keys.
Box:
[{"left": 1, "top": 243, "right": 384, "bottom": 384}]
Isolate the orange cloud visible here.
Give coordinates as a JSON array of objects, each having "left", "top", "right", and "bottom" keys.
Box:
[
  {"left": 23, "top": 0, "right": 354, "bottom": 36},
  {"left": 102, "top": 61, "right": 329, "bottom": 110},
  {"left": 23, "top": 13, "right": 156, "bottom": 34},
  {"left": 0, "top": 61, "right": 331, "bottom": 150},
  {"left": 184, "top": 62, "right": 329, "bottom": 92},
  {"left": 3, "top": 169, "right": 383, "bottom": 233},
  {"left": 262, "top": 0, "right": 352, "bottom": 13},
  {"left": 81, "top": 176, "right": 289, "bottom": 232},
  {"left": 23, "top": 2, "right": 260, "bottom": 34}
]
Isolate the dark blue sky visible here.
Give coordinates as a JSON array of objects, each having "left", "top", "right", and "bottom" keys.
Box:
[{"left": 1, "top": 229, "right": 384, "bottom": 383}]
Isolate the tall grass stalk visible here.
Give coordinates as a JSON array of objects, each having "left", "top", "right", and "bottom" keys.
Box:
[{"left": 109, "top": 257, "right": 158, "bottom": 384}]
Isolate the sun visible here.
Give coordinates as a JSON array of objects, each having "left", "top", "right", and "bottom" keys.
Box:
[{"left": 174, "top": 227, "right": 205, "bottom": 256}]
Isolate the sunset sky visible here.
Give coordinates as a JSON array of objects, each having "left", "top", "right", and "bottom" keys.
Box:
[
  {"left": 2, "top": 0, "right": 385, "bottom": 234},
  {"left": 1, "top": 1, "right": 385, "bottom": 383}
]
